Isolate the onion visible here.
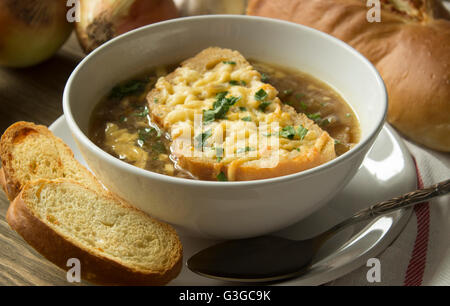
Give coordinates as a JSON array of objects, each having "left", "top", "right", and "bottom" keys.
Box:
[
  {"left": 174, "top": 0, "right": 247, "bottom": 16},
  {"left": 0, "top": 0, "right": 73, "bottom": 68},
  {"left": 75, "top": 0, "right": 179, "bottom": 53}
]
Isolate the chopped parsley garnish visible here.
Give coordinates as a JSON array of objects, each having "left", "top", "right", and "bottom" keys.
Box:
[
  {"left": 237, "top": 147, "right": 255, "bottom": 154},
  {"left": 334, "top": 139, "right": 342, "bottom": 145},
  {"left": 229, "top": 80, "right": 246, "bottom": 86},
  {"left": 255, "top": 89, "right": 268, "bottom": 101},
  {"left": 223, "top": 61, "right": 236, "bottom": 65},
  {"left": 241, "top": 116, "right": 252, "bottom": 122},
  {"left": 154, "top": 98, "right": 159, "bottom": 103},
  {"left": 300, "top": 102, "right": 308, "bottom": 110},
  {"left": 305, "top": 112, "right": 331, "bottom": 127},
  {"left": 261, "top": 73, "right": 270, "bottom": 83},
  {"left": 140, "top": 130, "right": 166, "bottom": 152},
  {"left": 279, "top": 126, "right": 297, "bottom": 140},
  {"left": 307, "top": 113, "right": 322, "bottom": 123},
  {"left": 138, "top": 128, "right": 153, "bottom": 142},
  {"left": 203, "top": 92, "right": 241, "bottom": 124},
  {"left": 296, "top": 148, "right": 301, "bottom": 152},
  {"left": 217, "top": 171, "right": 228, "bottom": 181},
  {"left": 152, "top": 141, "right": 166, "bottom": 153},
  {"left": 194, "top": 129, "right": 212, "bottom": 150},
  {"left": 255, "top": 89, "right": 271, "bottom": 112},
  {"left": 259, "top": 101, "right": 271, "bottom": 112},
  {"left": 203, "top": 109, "right": 216, "bottom": 123},
  {"left": 320, "top": 118, "right": 331, "bottom": 127},
  {"left": 346, "top": 113, "right": 351, "bottom": 118},
  {"left": 239, "top": 106, "right": 247, "bottom": 111},
  {"left": 215, "top": 147, "right": 224, "bottom": 162},
  {"left": 279, "top": 125, "right": 309, "bottom": 140},
  {"left": 216, "top": 91, "right": 228, "bottom": 99},
  {"left": 296, "top": 125, "right": 308, "bottom": 140},
  {"left": 134, "top": 106, "right": 149, "bottom": 117},
  {"left": 110, "top": 79, "right": 147, "bottom": 99},
  {"left": 295, "top": 93, "right": 305, "bottom": 100},
  {"left": 119, "top": 116, "right": 128, "bottom": 122},
  {"left": 283, "top": 89, "right": 293, "bottom": 95}
]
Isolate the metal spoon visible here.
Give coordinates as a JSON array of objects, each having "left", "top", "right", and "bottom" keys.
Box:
[{"left": 187, "top": 179, "right": 450, "bottom": 283}]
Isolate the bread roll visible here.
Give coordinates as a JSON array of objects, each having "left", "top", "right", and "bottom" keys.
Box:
[{"left": 248, "top": 0, "right": 450, "bottom": 152}]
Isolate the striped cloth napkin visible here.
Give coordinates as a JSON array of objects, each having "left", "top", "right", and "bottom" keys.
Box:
[{"left": 329, "top": 137, "right": 450, "bottom": 286}]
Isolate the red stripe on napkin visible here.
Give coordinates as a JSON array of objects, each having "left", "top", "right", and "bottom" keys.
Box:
[{"left": 403, "top": 159, "right": 430, "bottom": 286}]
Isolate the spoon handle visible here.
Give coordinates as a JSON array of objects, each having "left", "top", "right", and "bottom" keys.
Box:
[{"left": 324, "top": 179, "right": 450, "bottom": 236}]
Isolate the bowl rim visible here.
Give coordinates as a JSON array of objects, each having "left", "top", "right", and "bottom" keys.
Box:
[{"left": 63, "top": 14, "right": 387, "bottom": 188}]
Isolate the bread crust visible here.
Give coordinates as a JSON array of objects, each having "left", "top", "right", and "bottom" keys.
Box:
[
  {"left": 6, "top": 179, "right": 183, "bottom": 286},
  {"left": 248, "top": 0, "right": 450, "bottom": 152},
  {"left": 176, "top": 131, "right": 335, "bottom": 181},
  {"left": 148, "top": 47, "right": 336, "bottom": 180},
  {"left": 0, "top": 168, "right": 8, "bottom": 198},
  {"left": 0, "top": 121, "right": 104, "bottom": 200}
]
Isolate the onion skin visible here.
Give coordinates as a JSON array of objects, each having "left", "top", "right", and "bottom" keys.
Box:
[
  {"left": 0, "top": 0, "right": 73, "bottom": 68},
  {"left": 75, "top": 0, "right": 179, "bottom": 54}
]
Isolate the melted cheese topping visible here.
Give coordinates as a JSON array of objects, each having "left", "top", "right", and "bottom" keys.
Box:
[{"left": 149, "top": 60, "right": 330, "bottom": 166}]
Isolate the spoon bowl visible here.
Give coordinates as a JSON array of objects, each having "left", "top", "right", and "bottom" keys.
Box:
[
  {"left": 188, "top": 236, "right": 317, "bottom": 282},
  {"left": 188, "top": 180, "right": 450, "bottom": 282}
]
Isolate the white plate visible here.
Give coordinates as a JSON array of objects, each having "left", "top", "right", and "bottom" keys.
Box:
[{"left": 50, "top": 116, "right": 416, "bottom": 286}]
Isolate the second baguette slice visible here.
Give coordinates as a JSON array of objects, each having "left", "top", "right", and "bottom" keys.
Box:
[
  {"left": 0, "top": 121, "right": 104, "bottom": 200},
  {"left": 7, "top": 179, "right": 183, "bottom": 286}
]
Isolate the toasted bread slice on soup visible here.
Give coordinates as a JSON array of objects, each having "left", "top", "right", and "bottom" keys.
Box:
[
  {"left": 147, "top": 47, "right": 336, "bottom": 181},
  {"left": 7, "top": 179, "right": 182, "bottom": 286},
  {"left": 0, "top": 122, "right": 103, "bottom": 200},
  {"left": 0, "top": 122, "right": 182, "bottom": 285}
]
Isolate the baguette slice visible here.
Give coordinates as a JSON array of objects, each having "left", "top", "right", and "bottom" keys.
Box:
[
  {"left": 6, "top": 179, "right": 182, "bottom": 286},
  {"left": 0, "top": 122, "right": 104, "bottom": 200},
  {"left": 148, "top": 47, "right": 336, "bottom": 181}
]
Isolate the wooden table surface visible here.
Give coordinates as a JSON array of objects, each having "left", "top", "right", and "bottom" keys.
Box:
[{"left": 0, "top": 34, "right": 90, "bottom": 286}]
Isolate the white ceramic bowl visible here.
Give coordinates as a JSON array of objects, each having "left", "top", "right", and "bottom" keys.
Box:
[{"left": 63, "top": 15, "right": 387, "bottom": 239}]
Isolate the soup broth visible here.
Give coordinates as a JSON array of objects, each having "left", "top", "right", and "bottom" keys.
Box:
[{"left": 89, "top": 61, "right": 360, "bottom": 179}]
